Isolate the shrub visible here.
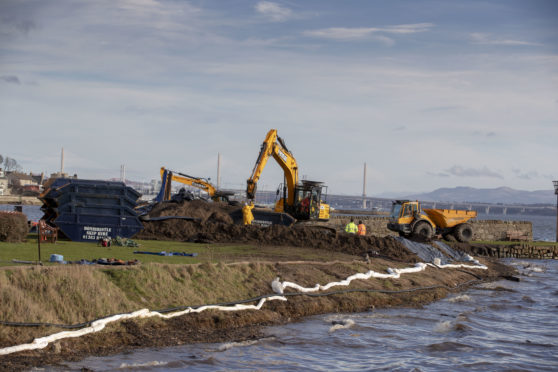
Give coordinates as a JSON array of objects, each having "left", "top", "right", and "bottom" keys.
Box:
[{"left": 0, "top": 212, "right": 28, "bottom": 242}]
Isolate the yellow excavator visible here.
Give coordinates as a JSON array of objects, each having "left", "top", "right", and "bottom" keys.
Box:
[
  {"left": 246, "top": 129, "right": 330, "bottom": 221},
  {"left": 155, "top": 167, "right": 234, "bottom": 203}
]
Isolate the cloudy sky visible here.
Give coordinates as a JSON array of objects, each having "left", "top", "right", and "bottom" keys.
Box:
[{"left": 1, "top": 0, "right": 557, "bottom": 196}]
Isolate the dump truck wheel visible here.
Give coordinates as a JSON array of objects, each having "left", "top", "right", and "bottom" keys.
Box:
[
  {"left": 412, "top": 221, "right": 433, "bottom": 240},
  {"left": 454, "top": 223, "right": 473, "bottom": 242}
]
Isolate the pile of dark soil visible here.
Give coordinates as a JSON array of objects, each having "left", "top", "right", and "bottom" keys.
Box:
[
  {"left": 136, "top": 200, "right": 418, "bottom": 262},
  {"left": 145, "top": 199, "right": 238, "bottom": 224}
]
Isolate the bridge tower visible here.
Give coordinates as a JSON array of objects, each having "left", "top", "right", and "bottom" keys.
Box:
[{"left": 554, "top": 181, "right": 558, "bottom": 242}]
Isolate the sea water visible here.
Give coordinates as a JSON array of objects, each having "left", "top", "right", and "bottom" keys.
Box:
[{"left": 54, "top": 259, "right": 558, "bottom": 371}]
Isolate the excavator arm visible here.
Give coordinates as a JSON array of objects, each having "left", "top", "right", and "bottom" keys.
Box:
[
  {"left": 156, "top": 167, "right": 218, "bottom": 202},
  {"left": 246, "top": 129, "right": 298, "bottom": 206}
]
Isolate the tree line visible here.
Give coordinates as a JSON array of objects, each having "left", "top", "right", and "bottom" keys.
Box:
[{"left": 0, "top": 154, "right": 22, "bottom": 172}]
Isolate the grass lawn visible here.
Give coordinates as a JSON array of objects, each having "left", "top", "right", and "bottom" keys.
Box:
[
  {"left": 0, "top": 235, "right": 357, "bottom": 267},
  {"left": 0, "top": 235, "right": 250, "bottom": 266}
]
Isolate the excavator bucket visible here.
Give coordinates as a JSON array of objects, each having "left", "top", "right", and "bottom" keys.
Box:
[{"left": 229, "top": 208, "right": 295, "bottom": 227}]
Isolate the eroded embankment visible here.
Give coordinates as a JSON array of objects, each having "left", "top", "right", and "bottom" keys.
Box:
[{"left": 0, "top": 256, "right": 513, "bottom": 371}]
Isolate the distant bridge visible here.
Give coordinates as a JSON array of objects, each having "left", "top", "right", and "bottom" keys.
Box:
[
  {"left": 324, "top": 194, "right": 555, "bottom": 216},
  {"left": 238, "top": 190, "right": 555, "bottom": 216}
]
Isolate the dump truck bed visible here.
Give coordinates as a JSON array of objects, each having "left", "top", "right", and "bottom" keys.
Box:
[{"left": 423, "top": 208, "right": 477, "bottom": 228}]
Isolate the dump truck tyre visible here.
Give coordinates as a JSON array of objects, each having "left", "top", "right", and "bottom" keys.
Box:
[
  {"left": 412, "top": 221, "right": 433, "bottom": 240},
  {"left": 454, "top": 223, "right": 473, "bottom": 242}
]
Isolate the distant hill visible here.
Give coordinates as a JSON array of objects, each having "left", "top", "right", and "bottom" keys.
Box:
[{"left": 398, "top": 186, "right": 555, "bottom": 205}]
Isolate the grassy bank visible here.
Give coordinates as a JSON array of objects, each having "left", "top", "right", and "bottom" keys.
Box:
[
  {"left": 0, "top": 235, "right": 515, "bottom": 371},
  {"left": 0, "top": 261, "right": 277, "bottom": 345},
  {"left": 0, "top": 256, "right": 453, "bottom": 347}
]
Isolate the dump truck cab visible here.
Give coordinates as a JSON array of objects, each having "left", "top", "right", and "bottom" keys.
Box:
[
  {"left": 388, "top": 200, "right": 476, "bottom": 242},
  {"left": 388, "top": 200, "right": 435, "bottom": 239}
]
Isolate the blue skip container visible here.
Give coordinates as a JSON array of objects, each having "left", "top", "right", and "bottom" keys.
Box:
[{"left": 39, "top": 178, "right": 144, "bottom": 242}]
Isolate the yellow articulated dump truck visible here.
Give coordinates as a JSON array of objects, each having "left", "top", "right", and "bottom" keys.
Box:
[{"left": 387, "top": 200, "right": 477, "bottom": 242}]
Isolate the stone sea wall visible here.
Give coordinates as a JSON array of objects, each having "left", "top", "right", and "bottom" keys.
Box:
[
  {"left": 470, "top": 244, "right": 558, "bottom": 259},
  {"left": 470, "top": 220, "right": 532, "bottom": 241},
  {"left": 328, "top": 215, "right": 533, "bottom": 242}
]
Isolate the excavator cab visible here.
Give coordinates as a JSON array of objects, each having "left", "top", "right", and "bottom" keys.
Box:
[{"left": 275, "top": 180, "right": 329, "bottom": 220}]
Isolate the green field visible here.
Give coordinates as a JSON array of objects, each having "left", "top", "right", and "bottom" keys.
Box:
[
  {"left": 0, "top": 234, "right": 358, "bottom": 267},
  {"left": 0, "top": 235, "right": 248, "bottom": 266}
]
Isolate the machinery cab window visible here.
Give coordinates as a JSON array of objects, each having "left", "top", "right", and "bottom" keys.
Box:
[
  {"left": 390, "top": 203, "right": 402, "bottom": 219},
  {"left": 402, "top": 204, "right": 413, "bottom": 216},
  {"left": 402, "top": 202, "right": 419, "bottom": 217}
]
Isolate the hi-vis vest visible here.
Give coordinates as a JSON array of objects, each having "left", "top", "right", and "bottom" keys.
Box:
[
  {"left": 345, "top": 222, "right": 358, "bottom": 233},
  {"left": 357, "top": 224, "right": 366, "bottom": 236}
]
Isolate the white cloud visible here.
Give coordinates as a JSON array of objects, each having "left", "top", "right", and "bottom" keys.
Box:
[
  {"left": 255, "top": 1, "right": 292, "bottom": 22},
  {"left": 470, "top": 33, "right": 541, "bottom": 47},
  {"left": 381, "top": 23, "right": 433, "bottom": 34},
  {"left": 304, "top": 23, "right": 433, "bottom": 41}
]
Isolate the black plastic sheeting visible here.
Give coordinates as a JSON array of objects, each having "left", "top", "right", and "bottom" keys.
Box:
[
  {"left": 433, "top": 241, "right": 472, "bottom": 262},
  {"left": 396, "top": 238, "right": 472, "bottom": 265}
]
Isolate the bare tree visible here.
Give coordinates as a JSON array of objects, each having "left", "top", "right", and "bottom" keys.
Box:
[{"left": 4, "top": 157, "right": 19, "bottom": 172}]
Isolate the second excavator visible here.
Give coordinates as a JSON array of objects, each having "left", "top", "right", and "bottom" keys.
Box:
[
  {"left": 155, "top": 167, "right": 235, "bottom": 203},
  {"left": 246, "top": 129, "right": 330, "bottom": 221}
]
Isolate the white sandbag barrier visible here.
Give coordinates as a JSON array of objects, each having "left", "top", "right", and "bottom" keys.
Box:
[{"left": 0, "top": 258, "right": 486, "bottom": 356}]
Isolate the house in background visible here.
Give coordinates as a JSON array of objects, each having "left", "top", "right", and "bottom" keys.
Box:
[
  {"left": 0, "top": 168, "right": 8, "bottom": 196},
  {"left": 6, "top": 172, "right": 42, "bottom": 196}
]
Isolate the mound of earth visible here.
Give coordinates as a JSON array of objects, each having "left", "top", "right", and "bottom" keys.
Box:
[{"left": 136, "top": 200, "right": 418, "bottom": 262}]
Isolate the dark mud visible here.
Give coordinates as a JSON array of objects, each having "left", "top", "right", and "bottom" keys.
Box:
[{"left": 136, "top": 200, "right": 418, "bottom": 262}]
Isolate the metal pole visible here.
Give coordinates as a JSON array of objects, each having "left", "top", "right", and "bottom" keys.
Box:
[
  {"left": 217, "top": 153, "right": 221, "bottom": 189},
  {"left": 362, "top": 162, "right": 367, "bottom": 209},
  {"left": 37, "top": 222, "right": 42, "bottom": 264},
  {"left": 61, "top": 147, "right": 64, "bottom": 174},
  {"left": 554, "top": 181, "right": 558, "bottom": 243}
]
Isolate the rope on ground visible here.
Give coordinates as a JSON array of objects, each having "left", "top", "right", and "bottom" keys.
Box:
[{"left": 0, "top": 259, "right": 487, "bottom": 356}]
